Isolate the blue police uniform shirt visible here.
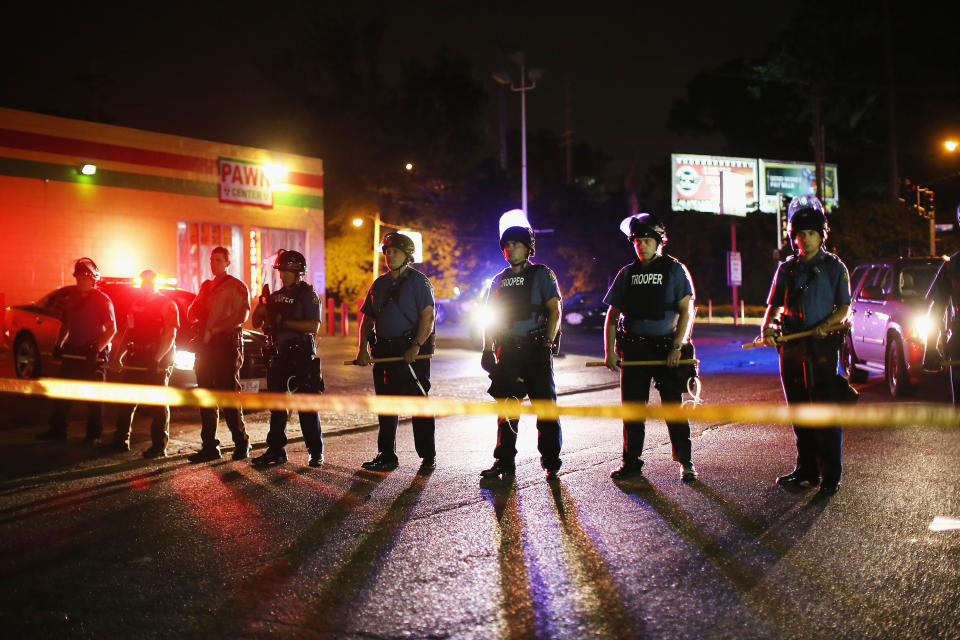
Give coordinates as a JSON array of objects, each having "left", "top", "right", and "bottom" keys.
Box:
[
  {"left": 766, "top": 249, "right": 851, "bottom": 329},
  {"left": 64, "top": 288, "right": 115, "bottom": 349},
  {"left": 361, "top": 267, "right": 435, "bottom": 338},
  {"left": 270, "top": 282, "right": 321, "bottom": 350},
  {"left": 603, "top": 257, "right": 694, "bottom": 336},
  {"left": 486, "top": 262, "right": 561, "bottom": 338}
]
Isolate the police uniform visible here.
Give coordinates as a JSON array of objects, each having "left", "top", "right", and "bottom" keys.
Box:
[
  {"left": 47, "top": 287, "right": 115, "bottom": 441},
  {"left": 111, "top": 290, "right": 180, "bottom": 454},
  {"left": 766, "top": 248, "right": 852, "bottom": 486},
  {"left": 361, "top": 267, "right": 436, "bottom": 463},
  {"left": 928, "top": 253, "right": 960, "bottom": 405},
  {"left": 263, "top": 281, "right": 324, "bottom": 459},
  {"left": 485, "top": 262, "right": 563, "bottom": 472},
  {"left": 604, "top": 255, "right": 696, "bottom": 470},
  {"left": 189, "top": 273, "right": 251, "bottom": 456}
]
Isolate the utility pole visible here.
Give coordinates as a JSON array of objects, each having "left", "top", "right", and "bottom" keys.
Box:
[{"left": 560, "top": 79, "right": 574, "bottom": 184}]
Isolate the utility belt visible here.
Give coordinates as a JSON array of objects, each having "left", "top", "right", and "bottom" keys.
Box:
[
  {"left": 124, "top": 343, "right": 174, "bottom": 370},
  {"left": 202, "top": 328, "right": 243, "bottom": 349},
  {"left": 494, "top": 327, "right": 561, "bottom": 361},
  {"left": 61, "top": 342, "right": 110, "bottom": 367},
  {"left": 270, "top": 339, "right": 324, "bottom": 393},
  {"left": 370, "top": 329, "right": 436, "bottom": 359},
  {"left": 615, "top": 331, "right": 674, "bottom": 352}
]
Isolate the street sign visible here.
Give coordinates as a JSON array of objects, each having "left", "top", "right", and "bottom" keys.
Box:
[{"left": 727, "top": 251, "right": 742, "bottom": 286}]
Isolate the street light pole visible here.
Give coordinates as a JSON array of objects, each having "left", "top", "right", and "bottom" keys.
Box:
[
  {"left": 494, "top": 53, "right": 542, "bottom": 218},
  {"left": 372, "top": 210, "right": 381, "bottom": 285}
]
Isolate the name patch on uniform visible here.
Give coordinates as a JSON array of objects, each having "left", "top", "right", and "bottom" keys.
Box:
[
  {"left": 501, "top": 276, "right": 525, "bottom": 287},
  {"left": 631, "top": 273, "right": 663, "bottom": 285}
]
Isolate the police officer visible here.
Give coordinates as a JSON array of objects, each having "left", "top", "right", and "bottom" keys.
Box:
[
  {"left": 251, "top": 250, "right": 324, "bottom": 467},
  {"left": 105, "top": 270, "right": 179, "bottom": 458},
  {"left": 479, "top": 218, "right": 564, "bottom": 481},
  {"left": 39, "top": 257, "right": 116, "bottom": 444},
  {"left": 923, "top": 205, "right": 960, "bottom": 405},
  {"left": 603, "top": 213, "right": 698, "bottom": 482},
  {"left": 186, "top": 247, "right": 252, "bottom": 462},
  {"left": 355, "top": 232, "right": 437, "bottom": 471},
  {"left": 761, "top": 195, "right": 852, "bottom": 497}
]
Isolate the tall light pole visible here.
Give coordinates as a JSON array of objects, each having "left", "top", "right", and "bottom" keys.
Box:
[{"left": 493, "top": 52, "right": 542, "bottom": 218}]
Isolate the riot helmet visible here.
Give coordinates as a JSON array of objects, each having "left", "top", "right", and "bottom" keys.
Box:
[
  {"left": 499, "top": 226, "right": 536, "bottom": 256},
  {"left": 380, "top": 232, "right": 416, "bottom": 264},
  {"left": 274, "top": 249, "right": 306, "bottom": 273},
  {"left": 619, "top": 213, "right": 667, "bottom": 245},
  {"left": 73, "top": 257, "right": 100, "bottom": 280},
  {"left": 787, "top": 194, "right": 828, "bottom": 239}
]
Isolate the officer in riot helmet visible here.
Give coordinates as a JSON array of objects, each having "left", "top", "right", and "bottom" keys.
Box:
[
  {"left": 251, "top": 249, "right": 325, "bottom": 467},
  {"left": 39, "top": 257, "right": 116, "bottom": 444},
  {"left": 355, "top": 231, "right": 437, "bottom": 471},
  {"left": 603, "top": 213, "right": 699, "bottom": 482},
  {"left": 761, "top": 195, "right": 853, "bottom": 497},
  {"left": 479, "top": 211, "right": 564, "bottom": 481},
  {"left": 104, "top": 270, "right": 179, "bottom": 458},
  {"left": 923, "top": 202, "right": 960, "bottom": 405}
]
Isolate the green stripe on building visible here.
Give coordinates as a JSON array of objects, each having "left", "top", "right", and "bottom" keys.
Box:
[{"left": 0, "top": 157, "right": 323, "bottom": 209}]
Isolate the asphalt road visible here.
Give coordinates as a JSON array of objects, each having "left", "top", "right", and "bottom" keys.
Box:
[{"left": 0, "top": 324, "right": 957, "bottom": 639}]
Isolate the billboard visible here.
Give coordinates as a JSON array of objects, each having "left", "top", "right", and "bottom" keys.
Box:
[
  {"left": 671, "top": 154, "right": 758, "bottom": 216},
  {"left": 759, "top": 159, "right": 838, "bottom": 213}
]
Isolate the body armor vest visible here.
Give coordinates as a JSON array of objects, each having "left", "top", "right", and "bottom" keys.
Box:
[
  {"left": 491, "top": 263, "right": 546, "bottom": 325},
  {"left": 129, "top": 294, "right": 170, "bottom": 347},
  {"left": 622, "top": 255, "right": 676, "bottom": 322}
]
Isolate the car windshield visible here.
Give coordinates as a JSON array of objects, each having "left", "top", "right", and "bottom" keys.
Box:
[{"left": 899, "top": 263, "right": 939, "bottom": 299}]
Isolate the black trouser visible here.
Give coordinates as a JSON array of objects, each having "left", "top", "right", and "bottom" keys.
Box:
[
  {"left": 779, "top": 338, "right": 843, "bottom": 484},
  {"left": 372, "top": 357, "right": 436, "bottom": 460},
  {"left": 618, "top": 337, "right": 693, "bottom": 466},
  {"left": 113, "top": 365, "right": 172, "bottom": 449},
  {"left": 490, "top": 344, "right": 562, "bottom": 470},
  {"left": 265, "top": 355, "right": 323, "bottom": 457},
  {"left": 49, "top": 352, "right": 106, "bottom": 438},
  {"left": 947, "top": 332, "right": 960, "bottom": 407},
  {"left": 195, "top": 332, "right": 248, "bottom": 450}
]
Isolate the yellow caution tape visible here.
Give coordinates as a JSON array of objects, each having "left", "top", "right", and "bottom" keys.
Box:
[{"left": 0, "top": 377, "right": 958, "bottom": 428}]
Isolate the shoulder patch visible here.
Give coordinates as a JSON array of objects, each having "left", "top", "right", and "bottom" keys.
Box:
[{"left": 311, "top": 293, "right": 320, "bottom": 304}]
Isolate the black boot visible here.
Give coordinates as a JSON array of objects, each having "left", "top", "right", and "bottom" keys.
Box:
[
  {"left": 480, "top": 459, "right": 516, "bottom": 479},
  {"left": 252, "top": 449, "right": 287, "bottom": 467}
]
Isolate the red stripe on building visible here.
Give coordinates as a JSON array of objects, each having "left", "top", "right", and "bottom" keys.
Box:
[{"left": 0, "top": 128, "right": 322, "bottom": 189}]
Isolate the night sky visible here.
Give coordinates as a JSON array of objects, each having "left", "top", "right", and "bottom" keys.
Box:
[{"left": 1, "top": 1, "right": 792, "bottom": 175}]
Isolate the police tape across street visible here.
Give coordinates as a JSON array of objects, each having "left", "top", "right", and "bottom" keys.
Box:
[{"left": 2, "top": 375, "right": 958, "bottom": 429}]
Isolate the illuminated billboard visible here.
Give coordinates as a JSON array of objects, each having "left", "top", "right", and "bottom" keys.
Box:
[
  {"left": 759, "top": 159, "right": 838, "bottom": 213},
  {"left": 671, "top": 154, "right": 758, "bottom": 216}
]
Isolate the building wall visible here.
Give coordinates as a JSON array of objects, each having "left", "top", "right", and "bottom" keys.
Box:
[{"left": 0, "top": 107, "right": 324, "bottom": 308}]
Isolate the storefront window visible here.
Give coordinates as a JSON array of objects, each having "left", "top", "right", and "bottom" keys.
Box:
[
  {"left": 249, "top": 226, "right": 306, "bottom": 296},
  {"left": 177, "top": 222, "right": 243, "bottom": 293}
]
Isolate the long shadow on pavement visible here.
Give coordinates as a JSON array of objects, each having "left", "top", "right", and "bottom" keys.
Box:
[
  {"left": 547, "top": 479, "right": 651, "bottom": 640},
  {"left": 481, "top": 477, "right": 538, "bottom": 639},
  {"left": 615, "top": 478, "right": 824, "bottom": 638}
]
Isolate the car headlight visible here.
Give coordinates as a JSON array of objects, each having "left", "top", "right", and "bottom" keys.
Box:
[
  {"left": 912, "top": 312, "right": 932, "bottom": 340},
  {"left": 174, "top": 349, "right": 196, "bottom": 371},
  {"left": 565, "top": 312, "right": 584, "bottom": 325}
]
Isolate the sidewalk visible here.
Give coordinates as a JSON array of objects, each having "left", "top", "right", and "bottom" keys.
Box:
[{"left": 0, "top": 323, "right": 618, "bottom": 482}]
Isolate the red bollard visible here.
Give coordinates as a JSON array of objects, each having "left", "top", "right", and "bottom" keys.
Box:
[
  {"left": 340, "top": 302, "right": 349, "bottom": 337},
  {"left": 326, "top": 297, "right": 335, "bottom": 335}
]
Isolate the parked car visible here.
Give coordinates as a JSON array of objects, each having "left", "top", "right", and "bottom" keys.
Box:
[
  {"left": 3, "top": 278, "right": 268, "bottom": 390},
  {"left": 842, "top": 256, "right": 945, "bottom": 397},
  {"left": 562, "top": 291, "right": 606, "bottom": 331}
]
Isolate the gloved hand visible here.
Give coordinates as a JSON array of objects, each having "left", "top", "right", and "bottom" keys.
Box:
[
  {"left": 52, "top": 344, "right": 63, "bottom": 360},
  {"left": 480, "top": 350, "right": 497, "bottom": 373},
  {"left": 86, "top": 343, "right": 101, "bottom": 364}
]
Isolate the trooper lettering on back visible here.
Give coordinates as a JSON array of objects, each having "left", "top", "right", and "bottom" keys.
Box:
[
  {"left": 630, "top": 273, "right": 663, "bottom": 286},
  {"left": 501, "top": 276, "right": 526, "bottom": 287}
]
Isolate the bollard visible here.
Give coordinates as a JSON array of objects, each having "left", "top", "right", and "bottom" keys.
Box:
[
  {"left": 740, "top": 299, "right": 745, "bottom": 323},
  {"left": 708, "top": 299, "right": 712, "bottom": 323},
  {"left": 326, "top": 298, "right": 336, "bottom": 335},
  {"left": 341, "top": 302, "right": 349, "bottom": 337}
]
